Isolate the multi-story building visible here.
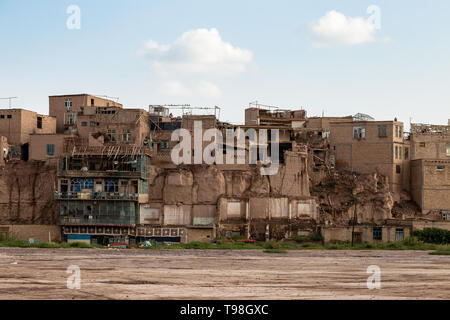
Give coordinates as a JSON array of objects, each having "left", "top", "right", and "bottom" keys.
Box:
[
  {"left": 245, "top": 105, "right": 306, "bottom": 128},
  {"left": 410, "top": 122, "right": 450, "bottom": 160},
  {"left": 49, "top": 94, "right": 122, "bottom": 134},
  {"left": 410, "top": 121, "right": 450, "bottom": 214},
  {"left": 0, "top": 108, "right": 56, "bottom": 160},
  {"left": 47, "top": 94, "right": 155, "bottom": 245},
  {"left": 330, "top": 116, "right": 410, "bottom": 200},
  {"left": 55, "top": 143, "right": 151, "bottom": 245}
]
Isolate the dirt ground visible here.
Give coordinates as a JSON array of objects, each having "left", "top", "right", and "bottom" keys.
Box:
[{"left": 0, "top": 248, "right": 449, "bottom": 300}]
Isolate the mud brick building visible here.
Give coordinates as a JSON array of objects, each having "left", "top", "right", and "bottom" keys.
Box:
[
  {"left": 411, "top": 159, "right": 450, "bottom": 214},
  {"left": 410, "top": 122, "right": 450, "bottom": 215},
  {"left": 49, "top": 94, "right": 122, "bottom": 134},
  {"left": 0, "top": 94, "right": 448, "bottom": 245},
  {"left": 330, "top": 116, "right": 410, "bottom": 201},
  {"left": 0, "top": 108, "right": 56, "bottom": 161}
]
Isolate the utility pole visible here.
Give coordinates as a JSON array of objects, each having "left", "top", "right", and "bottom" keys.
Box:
[
  {"left": 351, "top": 201, "right": 357, "bottom": 247},
  {"left": 351, "top": 173, "right": 358, "bottom": 247},
  {"left": 0, "top": 97, "right": 18, "bottom": 109}
]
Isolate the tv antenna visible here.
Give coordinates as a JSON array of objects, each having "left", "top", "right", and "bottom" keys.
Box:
[{"left": 0, "top": 97, "right": 18, "bottom": 109}]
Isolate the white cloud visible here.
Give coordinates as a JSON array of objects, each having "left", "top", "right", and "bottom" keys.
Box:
[
  {"left": 310, "top": 10, "right": 377, "bottom": 47},
  {"left": 157, "top": 80, "right": 222, "bottom": 98},
  {"left": 141, "top": 28, "right": 252, "bottom": 99},
  {"left": 142, "top": 28, "right": 253, "bottom": 77}
]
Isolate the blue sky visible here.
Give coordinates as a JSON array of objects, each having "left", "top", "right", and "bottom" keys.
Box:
[{"left": 0, "top": 0, "right": 449, "bottom": 127}]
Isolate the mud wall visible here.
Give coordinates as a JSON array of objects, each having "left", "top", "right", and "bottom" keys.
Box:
[{"left": 0, "top": 161, "right": 58, "bottom": 225}]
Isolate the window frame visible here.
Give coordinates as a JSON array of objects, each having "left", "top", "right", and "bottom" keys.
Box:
[
  {"left": 395, "top": 228, "right": 404, "bottom": 241},
  {"left": 65, "top": 98, "right": 72, "bottom": 111},
  {"left": 373, "top": 227, "right": 383, "bottom": 241},
  {"left": 160, "top": 140, "right": 170, "bottom": 151},
  {"left": 378, "top": 125, "right": 387, "bottom": 137},
  {"left": 46, "top": 144, "right": 55, "bottom": 156},
  {"left": 353, "top": 126, "right": 366, "bottom": 139}
]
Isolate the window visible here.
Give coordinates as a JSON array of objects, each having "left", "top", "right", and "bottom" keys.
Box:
[
  {"left": 373, "top": 227, "right": 382, "bottom": 241},
  {"left": 442, "top": 213, "right": 450, "bottom": 221},
  {"left": 399, "top": 146, "right": 402, "bottom": 160},
  {"left": 437, "top": 166, "right": 445, "bottom": 172},
  {"left": 37, "top": 117, "right": 42, "bottom": 129},
  {"left": 91, "top": 99, "right": 95, "bottom": 106},
  {"left": 122, "top": 129, "right": 131, "bottom": 142},
  {"left": 0, "top": 115, "right": 4, "bottom": 119},
  {"left": 396, "top": 165, "right": 401, "bottom": 174},
  {"left": 81, "top": 122, "right": 87, "bottom": 127},
  {"left": 46, "top": 144, "right": 55, "bottom": 156},
  {"left": 395, "top": 125, "right": 402, "bottom": 138},
  {"left": 160, "top": 140, "right": 170, "bottom": 151},
  {"left": 7, "top": 115, "right": 11, "bottom": 119},
  {"left": 378, "top": 125, "right": 387, "bottom": 137},
  {"left": 353, "top": 126, "right": 366, "bottom": 139},
  {"left": 70, "top": 178, "right": 94, "bottom": 192},
  {"left": 107, "top": 129, "right": 116, "bottom": 142},
  {"left": 90, "top": 121, "right": 97, "bottom": 127},
  {"left": 395, "top": 228, "right": 404, "bottom": 241},
  {"left": 419, "top": 142, "right": 426, "bottom": 148},
  {"left": 60, "top": 179, "right": 68, "bottom": 193},
  {"left": 447, "top": 143, "right": 450, "bottom": 157},
  {"left": 404, "top": 147, "right": 409, "bottom": 160},
  {"left": 104, "top": 179, "right": 118, "bottom": 193},
  {"left": 395, "top": 145, "right": 398, "bottom": 159},
  {"left": 65, "top": 98, "right": 72, "bottom": 111},
  {"left": 66, "top": 113, "right": 77, "bottom": 125}
]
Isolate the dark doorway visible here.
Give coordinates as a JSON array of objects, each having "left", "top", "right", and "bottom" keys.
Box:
[
  {"left": 352, "top": 232, "right": 362, "bottom": 244},
  {"left": 21, "top": 143, "right": 29, "bottom": 161}
]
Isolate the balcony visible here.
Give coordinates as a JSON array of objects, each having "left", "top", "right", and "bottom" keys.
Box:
[
  {"left": 57, "top": 169, "right": 144, "bottom": 179},
  {"left": 54, "top": 191, "right": 139, "bottom": 201},
  {"left": 59, "top": 215, "right": 136, "bottom": 226}
]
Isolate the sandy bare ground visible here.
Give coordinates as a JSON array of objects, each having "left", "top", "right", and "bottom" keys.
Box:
[{"left": 0, "top": 248, "right": 449, "bottom": 300}]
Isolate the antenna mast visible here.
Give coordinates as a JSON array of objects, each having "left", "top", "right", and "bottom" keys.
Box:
[{"left": 0, "top": 97, "right": 18, "bottom": 109}]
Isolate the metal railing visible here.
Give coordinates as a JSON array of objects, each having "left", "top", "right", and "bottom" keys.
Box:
[
  {"left": 54, "top": 191, "right": 139, "bottom": 201},
  {"left": 59, "top": 215, "right": 136, "bottom": 226}
]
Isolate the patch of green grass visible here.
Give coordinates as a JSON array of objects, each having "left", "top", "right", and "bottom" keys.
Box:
[
  {"left": 290, "top": 235, "right": 306, "bottom": 243},
  {"left": 279, "top": 242, "right": 298, "bottom": 249},
  {"left": 300, "top": 243, "right": 324, "bottom": 249},
  {"left": 429, "top": 250, "right": 450, "bottom": 255},
  {"left": 262, "top": 240, "right": 281, "bottom": 250},
  {"left": 263, "top": 249, "right": 287, "bottom": 254},
  {"left": 0, "top": 240, "right": 102, "bottom": 249}
]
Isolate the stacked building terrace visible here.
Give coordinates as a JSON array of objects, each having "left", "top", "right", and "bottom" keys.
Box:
[{"left": 0, "top": 95, "right": 448, "bottom": 245}]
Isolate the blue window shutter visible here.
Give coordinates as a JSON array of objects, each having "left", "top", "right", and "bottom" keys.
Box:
[{"left": 47, "top": 144, "right": 55, "bottom": 156}]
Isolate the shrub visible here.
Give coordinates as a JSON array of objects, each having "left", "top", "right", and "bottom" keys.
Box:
[
  {"left": 263, "top": 240, "right": 281, "bottom": 250},
  {"left": 308, "top": 233, "right": 323, "bottom": 242},
  {"left": 430, "top": 250, "right": 450, "bottom": 255},
  {"left": 291, "top": 235, "right": 305, "bottom": 243},
  {"left": 412, "top": 228, "right": 450, "bottom": 244},
  {"left": 279, "top": 242, "right": 297, "bottom": 249},
  {"left": 68, "top": 242, "right": 93, "bottom": 248}
]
